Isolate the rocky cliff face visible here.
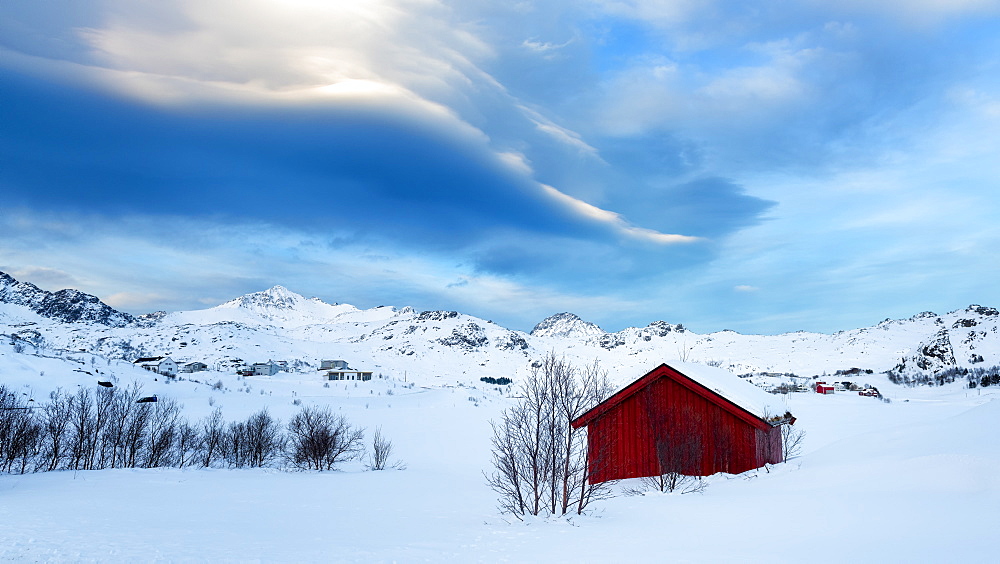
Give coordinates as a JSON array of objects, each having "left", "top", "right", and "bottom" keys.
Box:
[
  {"left": 0, "top": 272, "right": 134, "bottom": 327},
  {"left": 909, "top": 328, "right": 957, "bottom": 373},
  {"left": 885, "top": 305, "right": 1000, "bottom": 384}
]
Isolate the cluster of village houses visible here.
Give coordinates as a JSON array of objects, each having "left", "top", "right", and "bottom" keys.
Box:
[
  {"left": 132, "top": 356, "right": 374, "bottom": 382},
  {"left": 132, "top": 354, "right": 880, "bottom": 397},
  {"left": 742, "top": 371, "right": 882, "bottom": 398},
  {"left": 813, "top": 380, "right": 880, "bottom": 396}
]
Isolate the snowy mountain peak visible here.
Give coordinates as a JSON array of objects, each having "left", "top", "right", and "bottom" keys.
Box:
[
  {"left": 963, "top": 304, "right": 999, "bottom": 317},
  {"left": 166, "top": 286, "right": 359, "bottom": 329},
  {"left": 530, "top": 313, "right": 605, "bottom": 339},
  {"left": 223, "top": 285, "right": 306, "bottom": 310}
]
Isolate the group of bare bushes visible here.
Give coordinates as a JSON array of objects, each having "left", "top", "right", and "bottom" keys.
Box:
[{"left": 0, "top": 384, "right": 399, "bottom": 474}]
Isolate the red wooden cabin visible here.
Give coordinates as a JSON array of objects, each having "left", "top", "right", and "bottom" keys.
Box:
[
  {"left": 571, "top": 363, "right": 793, "bottom": 484},
  {"left": 814, "top": 382, "right": 835, "bottom": 394}
]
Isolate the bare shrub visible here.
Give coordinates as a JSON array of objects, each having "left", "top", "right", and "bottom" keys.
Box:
[
  {"left": 225, "top": 409, "right": 283, "bottom": 468},
  {"left": 116, "top": 384, "right": 152, "bottom": 468},
  {"left": 286, "top": 406, "right": 364, "bottom": 470},
  {"left": 175, "top": 420, "right": 199, "bottom": 467},
  {"left": 648, "top": 401, "right": 706, "bottom": 493},
  {"left": 144, "top": 397, "right": 181, "bottom": 468},
  {"left": 626, "top": 473, "right": 706, "bottom": 495},
  {"left": 244, "top": 409, "right": 284, "bottom": 467},
  {"left": 7, "top": 414, "right": 42, "bottom": 474},
  {"left": 366, "top": 427, "right": 404, "bottom": 470},
  {"left": 0, "top": 385, "right": 43, "bottom": 474},
  {"left": 225, "top": 420, "right": 250, "bottom": 468},
  {"left": 198, "top": 407, "right": 226, "bottom": 468},
  {"left": 40, "top": 389, "right": 73, "bottom": 471},
  {"left": 781, "top": 423, "right": 806, "bottom": 461},
  {"left": 67, "top": 387, "right": 95, "bottom": 470},
  {"left": 99, "top": 384, "right": 140, "bottom": 469}
]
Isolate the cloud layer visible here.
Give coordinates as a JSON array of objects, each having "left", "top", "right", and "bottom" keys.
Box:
[{"left": 2, "top": 0, "right": 999, "bottom": 333}]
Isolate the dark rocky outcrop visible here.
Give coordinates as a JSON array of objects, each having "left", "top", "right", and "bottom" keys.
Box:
[
  {"left": 418, "top": 310, "right": 459, "bottom": 322},
  {"left": 0, "top": 272, "right": 133, "bottom": 327},
  {"left": 437, "top": 323, "right": 488, "bottom": 350}
]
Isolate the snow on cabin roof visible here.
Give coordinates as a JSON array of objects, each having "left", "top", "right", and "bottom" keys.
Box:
[
  {"left": 133, "top": 356, "right": 165, "bottom": 363},
  {"left": 574, "top": 362, "right": 790, "bottom": 430},
  {"left": 667, "top": 362, "right": 788, "bottom": 421}
]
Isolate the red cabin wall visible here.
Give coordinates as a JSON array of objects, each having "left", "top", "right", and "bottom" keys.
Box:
[
  {"left": 585, "top": 373, "right": 780, "bottom": 483},
  {"left": 758, "top": 424, "right": 783, "bottom": 466}
]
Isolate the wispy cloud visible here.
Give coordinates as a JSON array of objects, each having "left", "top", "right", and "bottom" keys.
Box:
[
  {"left": 2, "top": 0, "right": 998, "bottom": 334},
  {"left": 539, "top": 185, "right": 701, "bottom": 244}
]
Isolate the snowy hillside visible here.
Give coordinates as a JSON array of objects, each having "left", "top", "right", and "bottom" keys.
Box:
[
  {"left": 3, "top": 270, "right": 1000, "bottom": 391},
  {"left": 1, "top": 333, "right": 998, "bottom": 562}
]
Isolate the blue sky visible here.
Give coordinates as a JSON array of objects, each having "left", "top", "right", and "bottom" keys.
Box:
[{"left": 2, "top": 0, "right": 1000, "bottom": 335}]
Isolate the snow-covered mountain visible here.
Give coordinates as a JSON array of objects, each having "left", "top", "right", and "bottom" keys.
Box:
[
  {"left": 166, "top": 285, "right": 375, "bottom": 329},
  {"left": 0, "top": 272, "right": 134, "bottom": 327},
  {"left": 530, "top": 312, "right": 605, "bottom": 339},
  {"left": 2, "top": 270, "right": 998, "bottom": 387}
]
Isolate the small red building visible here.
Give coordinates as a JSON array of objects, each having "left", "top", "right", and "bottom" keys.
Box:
[
  {"left": 814, "top": 382, "right": 835, "bottom": 394},
  {"left": 571, "top": 363, "right": 793, "bottom": 483}
]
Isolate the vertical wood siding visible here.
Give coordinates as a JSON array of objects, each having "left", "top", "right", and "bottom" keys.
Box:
[{"left": 585, "top": 367, "right": 782, "bottom": 483}]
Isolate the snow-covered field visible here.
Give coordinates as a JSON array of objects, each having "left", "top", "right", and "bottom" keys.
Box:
[
  {"left": 3, "top": 279, "right": 1000, "bottom": 562},
  {"left": 2, "top": 346, "right": 998, "bottom": 562}
]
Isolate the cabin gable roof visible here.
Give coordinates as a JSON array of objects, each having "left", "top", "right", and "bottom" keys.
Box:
[{"left": 571, "top": 363, "right": 785, "bottom": 431}]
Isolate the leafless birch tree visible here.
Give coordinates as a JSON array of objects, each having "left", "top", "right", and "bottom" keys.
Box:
[
  {"left": 40, "top": 389, "right": 73, "bottom": 471},
  {"left": 144, "top": 397, "right": 181, "bottom": 468},
  {"left": 0, "top": 385, "right": 43, "bottom": 474},
  {"left": 487, "top": 353, "right": 614, "bottom": 518},
  {"left": 781, "top": 423, "right": 806, "bottom": 461},
  {"left": 68, "top": 387, "right": 95, "bottom": 470},
  {"left": 197, "top": 407, "right": 226, "bottom": 468}
]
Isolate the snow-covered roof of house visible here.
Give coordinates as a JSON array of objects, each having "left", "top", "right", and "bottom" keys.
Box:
[
  {"left": 666, "top": 362, "right": 789, "bottom": 421},
  {"left": 133, "top": 356, "right": 165, "bottom": 363},
  {"left": 573, "top": 362, "right": 791, "bottom": 429}
]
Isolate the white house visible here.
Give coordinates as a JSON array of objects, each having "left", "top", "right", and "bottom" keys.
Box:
[
  {"left": 251, "top": 361, "right": 281, "bottom": 377},
  {"left": 325, "top": 370, "right": 373, "bottom": 382},
  {"left": 133, "top": 356, "right": 178, "bottom": 377}
]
